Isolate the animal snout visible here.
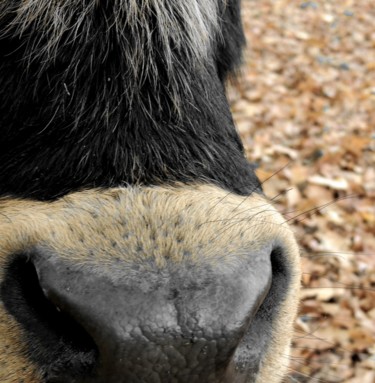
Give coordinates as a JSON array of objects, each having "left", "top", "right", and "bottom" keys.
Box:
[
  {"left": 0, "top": 186, "right": 300, "bottom": 382},
  {"left": 4, "top": 244, "right": 276, "bottom": 383}
]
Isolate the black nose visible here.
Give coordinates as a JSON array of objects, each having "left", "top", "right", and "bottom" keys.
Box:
[{"left": 3, "top": 246, "right": 275, "bottom": 383}]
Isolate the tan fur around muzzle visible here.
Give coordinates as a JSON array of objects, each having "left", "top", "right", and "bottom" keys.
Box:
[{"left": 0, "top": 184, "right": 300, "bottom": 383}]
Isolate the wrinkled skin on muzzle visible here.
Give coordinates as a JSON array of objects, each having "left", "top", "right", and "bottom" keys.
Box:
[{"left": 0, "top": 185, "right": 300, "bottom": 383}]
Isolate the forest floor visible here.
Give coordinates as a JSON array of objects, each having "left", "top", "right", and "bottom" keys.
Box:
[{"left": 230, "top": 1, "right": 375, "bottom": 382}]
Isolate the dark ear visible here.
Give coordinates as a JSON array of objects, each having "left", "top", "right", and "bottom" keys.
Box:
[{"left": 216, "top": 0, "right": 246, "bottom": 82}]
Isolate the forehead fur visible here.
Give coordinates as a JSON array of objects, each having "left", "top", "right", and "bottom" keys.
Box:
[
  {"left": 5, "top": 0, "right": 221, "bottom": 59},
  {"left": 0, "top": 0, "right": 250, "bottom": 200},
  {"left": 0, "top": 0, "right": 222, "bottom": 104}
]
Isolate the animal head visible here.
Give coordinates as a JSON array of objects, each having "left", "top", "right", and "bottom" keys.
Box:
[{"left": 0, "top": 1, "right": 300, "bottom": 382}]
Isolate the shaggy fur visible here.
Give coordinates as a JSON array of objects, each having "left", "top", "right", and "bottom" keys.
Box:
[
  {"left": 0, "top": 0, "right": 252, "bottom": 199},
  {"left": 1, "top": 0, "right": 221, "bottom": 108},
  {"left": 0, "top": 185, "right": 300, "bottom": 383}
]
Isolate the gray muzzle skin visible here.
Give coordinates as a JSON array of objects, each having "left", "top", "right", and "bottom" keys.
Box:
[{"left": 32, "top": 245, "right": 273, "bottom": 383}]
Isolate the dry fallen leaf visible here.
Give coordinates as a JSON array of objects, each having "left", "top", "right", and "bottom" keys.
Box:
[{"left": 232, "top": 1, "right": 375, "bottom": 381}]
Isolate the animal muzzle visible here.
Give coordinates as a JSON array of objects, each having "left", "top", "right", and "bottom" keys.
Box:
[
  {"left": 0, "top": 185, "right": 300, "bottom": 383},
  {"left": 33, "top": 246, "right": 272, "bottom": 383}
]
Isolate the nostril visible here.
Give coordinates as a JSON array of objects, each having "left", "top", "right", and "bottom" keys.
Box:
[
  {"left": 250, "top": 246, "right": 294, "bottom": 323},
  {"left": 269, "top": 246, "right": 294, "bottom": 301},
  {"left": 1, "top": 253, "right": 98, "bottom": 381},
  {"left": 228, "top": 245, "right": 296, "bottom": 380}
]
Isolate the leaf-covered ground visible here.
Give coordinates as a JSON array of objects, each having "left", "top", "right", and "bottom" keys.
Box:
[{"left": 230, "top": 1, "right": 375, "bottom": 382}]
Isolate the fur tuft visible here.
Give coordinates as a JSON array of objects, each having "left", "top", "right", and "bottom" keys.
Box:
[{"left": 1, "top": 0, "right": 222, "bottom": 113}]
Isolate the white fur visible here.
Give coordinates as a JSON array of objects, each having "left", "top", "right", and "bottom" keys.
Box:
[
  {"left": 0, "top": 0, "right": 224, "bottom": 118},
  {"left": 2, "top": 0, "right": 222, "bottom": 69}
]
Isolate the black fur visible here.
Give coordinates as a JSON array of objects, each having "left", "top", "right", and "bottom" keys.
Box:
[
  {"left": 0, "top": 0, "right": 259, "bottom": 200},
  {"left": 215, "top": 0, "right": 246, "bottom": 81}
]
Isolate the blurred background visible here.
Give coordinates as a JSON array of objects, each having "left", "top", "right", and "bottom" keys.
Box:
[{"left": 229, "top": 1, "right": 375, "bottom": 382}]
